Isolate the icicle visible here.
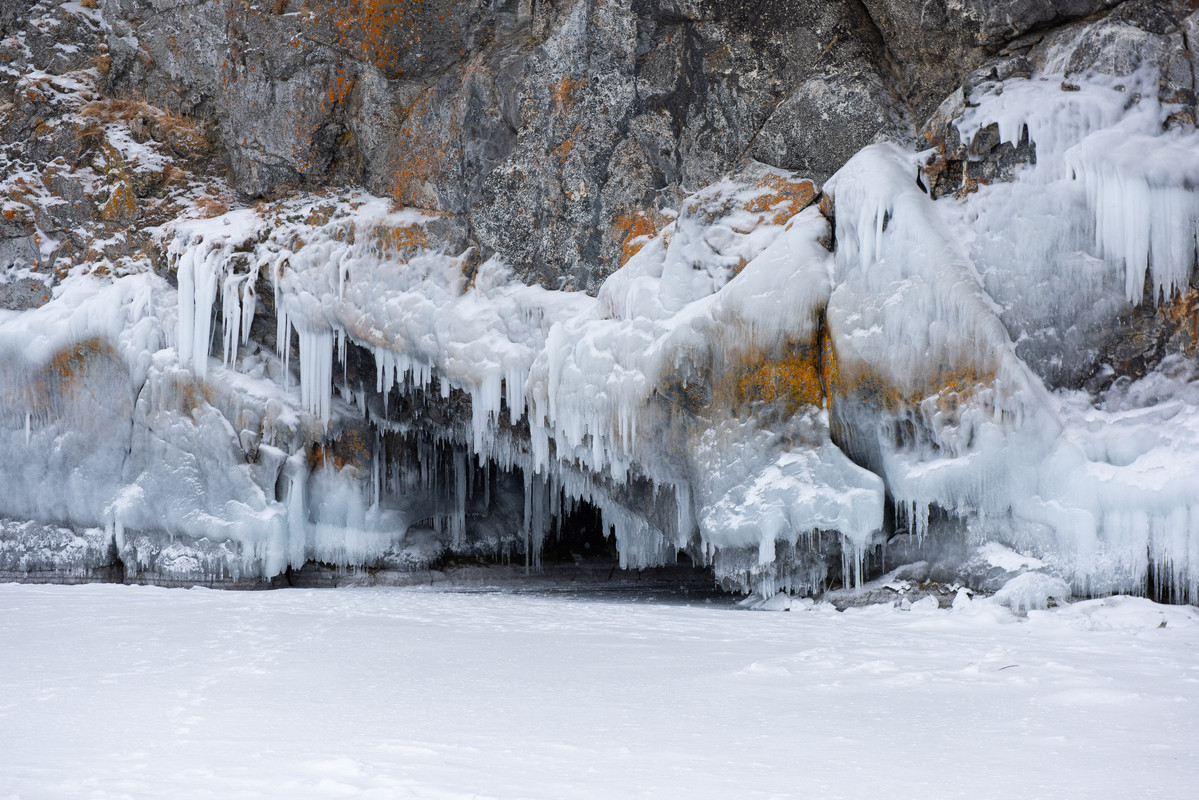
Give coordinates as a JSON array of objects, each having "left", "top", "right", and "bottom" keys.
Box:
[
  {"left": 522, "top": 467, "right": 533, "bottom": 569},
  {"left": 174, "top": 242, "right": 225, "bottom": 378},
  {"left": 176, "top": 246, "right": 196, "bottom": 370},
  {"left": 191, "top": 249, "right": 221, "bottom": 378},
  {"left": 283, "top": 453, "right": 309, "bottom": 569},
  {"left": 296, "top": 324, "right": 335, "bottom": 426},
  {"left": 370, "top": 431, "right": 382, "bottom": 509},
  {"left": 337, "top": 328, "right": 348, "bottom": 383},
  {"left": 452, "top": 449, "right": 467, "bottom": 549},
  {"left": 221, "top": 273, "right": 243, "bottom": 367},
  {"left": 482, "top": 461, "right": 491, "bottom": 509},
  {"left": 1069, "top": 142, "right": 1199, "bottom": 304},
  {"left": 240, "top": 269, "right": 257, "bottom": 348}
]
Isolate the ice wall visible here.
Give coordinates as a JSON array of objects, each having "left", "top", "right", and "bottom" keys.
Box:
[
  {"left": 145, "top": 170, "right": 888, "bottom": 591},
  {"left": 819, "top": 44, "right": 1199, "bottom": 599}
]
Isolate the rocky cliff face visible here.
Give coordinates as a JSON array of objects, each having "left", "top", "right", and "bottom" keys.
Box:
[
  {"left": 2, "top": 0, "right": 1197, "bottom": 603},
  {"left": 100, "top": 0, "right": 918, "bottom": 290}
]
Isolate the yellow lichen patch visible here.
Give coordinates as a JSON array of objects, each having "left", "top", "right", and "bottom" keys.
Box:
[
  {"left": 48, "top": 338, "right": 111, "bottom": 382},
  {"left": 369, "top": 222, "right": 429, "bottom": 259},
  {"left": 552, "top": 77, "right": 586, "bottom": 114},
  {"left": 101, "top": 179, "right": 137, "bottom": 221},
  {"left": 732, "top": 349, "right": 825, "bottom": 412},
  {"left": 611, "top": 209, "right": 667, "bottom": 266},
  {"left": 744, "top": 174, "right": 818, "bottom": 226},
  {"left": 388, "top": 89, "right": 450, "bottom": 209},
  {"left": 310, "top": 428, "right": 371, "bottom": 474},
  {"left": 1160, "top": 285, "right": 1199, "bottom": 354}
]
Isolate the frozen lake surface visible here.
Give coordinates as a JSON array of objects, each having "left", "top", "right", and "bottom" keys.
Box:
[{"left": 1, "top": 583, "right": 1197, "bottom": 799}]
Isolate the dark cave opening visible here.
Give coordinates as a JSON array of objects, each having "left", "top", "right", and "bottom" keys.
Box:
[{"left": 539, "top": 498, "right": 620, "bottom": 566}]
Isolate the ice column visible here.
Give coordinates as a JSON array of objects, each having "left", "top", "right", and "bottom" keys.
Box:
[
  {"left": 176, "top": 245, "right": 223, "bottom": 378},
  {"left": 296, "top": 324, "right": 335, "bottom": 426}
]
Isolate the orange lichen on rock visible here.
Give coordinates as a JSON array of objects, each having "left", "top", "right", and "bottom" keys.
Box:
[
  {"left": 102, "top": 180, "right": 137, "bottom": 221},
  {"left": 1160, "top": 285, "right": 1199, "bottom": 354},
  {"left": 611, "top": 209, "right": 667, "bottom": 266},
  {"left": 310, "top": 428, "right": 371, "bottom": 473},
  {"left": 551, "top": 123, "right": 583, "bottom": 166},
  {"left": 327, "top": 68, "right": 353, "bottom": 107},
  {"left": 552, "top": 77, "right": 586, "bottom": 114},
  {"left": 824, "top": 332, "right": 998, "bottom": 419},
  {"left": 388, "top": 90, "right": 450, "bottom": 208},
  {"left": 176, "top": 379, "right": 213, "bottom": 419},
  {"left": 48, "top": 338, "right": 111, "bottom": 382},
  {"left": 928, "top": 365, "right": 996, "bottom": 414},
  {"left": 304, "top": 203, "right": 335, "bottom": 227},
  {"left": 682, "top": 171, "right": 817, "bottom": 237},
  {"left": 733, "top": 348, "right": 825, "bottom": 412},
  {"left": 369, "top": 221, "right": 429, "bottom": 259},
  {"left": 18, "top": 338, "right": 122, "bottom": 413},
  {"left": 673, "top": 341, "right": 826, "bottom": 420},
  {"left": 302, "top": 0, "right": 428, "bottom": 75},
  {"left": 744, "top": 173, "right": 818, "bottom": 226}
]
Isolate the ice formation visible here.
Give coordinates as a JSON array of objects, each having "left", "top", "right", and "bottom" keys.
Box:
[{"left": 2, "top": 15, "right": 1197, "bottom": 600}]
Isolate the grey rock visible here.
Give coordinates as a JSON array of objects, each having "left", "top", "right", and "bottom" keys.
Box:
[
  {"left": 0, "top": 519, "right": 122, "bottom": 583},
  {"left": 101, "top": 0, "right": 908, "bottom": 289},
  {"left": 749, "top": 57, "right": 912, "bottom": 182},
  {"left": 0, "top": 268, "right": 53, "bottom": 310},
  {"left": 858, "top": 0, "right": 1124, "bottom": 121}
]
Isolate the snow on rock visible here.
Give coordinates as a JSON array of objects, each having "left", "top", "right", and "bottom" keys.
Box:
[
  {"left": 979, "top": 541, "right": 1046, "bottom": 573},
  {"left": 993, "top": 572, "right": 1073, "bottom": 614}
]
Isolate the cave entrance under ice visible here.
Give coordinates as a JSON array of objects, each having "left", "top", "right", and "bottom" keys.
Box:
[
  {"left": 536, "top": 501, "right": 619, "bottom": 567},
  {"left": 416, "top": 462, "right": 717, "bottom": 592},
  {"left": 278, "top": 338, "right": 719, "bottom": 592}
]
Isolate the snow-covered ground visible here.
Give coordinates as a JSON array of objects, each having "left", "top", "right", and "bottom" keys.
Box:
[{"left": 1, "top": 585, "right": 1197, "bottom": 799}]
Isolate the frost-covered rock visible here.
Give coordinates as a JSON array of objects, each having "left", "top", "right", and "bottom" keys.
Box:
[{"left": 993, "top": 572, "right": 1073, "bottom": 614}]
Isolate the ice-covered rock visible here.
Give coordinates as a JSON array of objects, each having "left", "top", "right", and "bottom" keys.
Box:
[
  {"left": 0, "top": 0, "right": 1196, "bottom": 602},
  {"left": 993, "top": 572, "right": 1073, "bottom": 614}
]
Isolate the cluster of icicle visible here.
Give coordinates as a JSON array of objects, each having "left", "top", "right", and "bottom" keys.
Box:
[
  {"left": 163, "top": 185, "right": 885, "bottom": 590},
  {"left": 163, "top": 55, "right": 1199, "bottom": 598}
]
